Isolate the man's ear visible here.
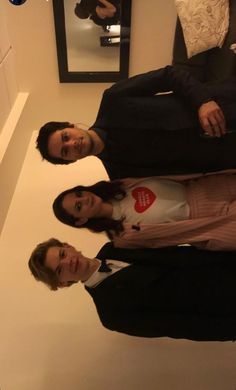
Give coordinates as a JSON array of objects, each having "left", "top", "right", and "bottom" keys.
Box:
[{"left": 75, "top": 217, "right": 88, "bottom": 226}]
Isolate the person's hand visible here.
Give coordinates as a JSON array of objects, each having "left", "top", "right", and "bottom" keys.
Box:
[
  {"left": 198, "top": 101, "right": 226, "bottom": 137},
  {"left": 96, "top": 0, "right": 116, "bottom": 18}
]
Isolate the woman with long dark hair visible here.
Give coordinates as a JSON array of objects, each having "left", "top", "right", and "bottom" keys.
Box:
[{"left": 53, "top": 171, "right": 236, "bottom": 250}]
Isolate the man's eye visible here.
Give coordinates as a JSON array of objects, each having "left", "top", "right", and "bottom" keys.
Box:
[
  {"left": 62, "top": 147, "right": 68, "bottom": 157},
  {"left": 62, "top": 133, "right": 69, "bottom": 142},
  {"left": 75, "top": 202, "right": 81, "bottom": 212},
  {"left": 59, "top": 249, "right": 65, "bottom": 259},
  {"left": 57, "top": 267, "right": 62, "bottom": 276}
]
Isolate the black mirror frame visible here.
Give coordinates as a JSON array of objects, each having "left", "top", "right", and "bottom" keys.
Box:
[{"left": 52, "top": 0, "right": 132, "bottom": 83}]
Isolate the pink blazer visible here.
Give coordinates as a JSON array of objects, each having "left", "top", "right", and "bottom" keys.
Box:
[{"left": 112, "top": 170, "right": 236, "bottom": 251}]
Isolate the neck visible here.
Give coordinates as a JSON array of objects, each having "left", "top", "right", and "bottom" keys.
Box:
[
  {"left": 97, "top": 201, "right": 113, "bottom": 219},
  {"left": 82, "top": 258, "right": 100, "bottom": 282},
  {"left": 88, "top": 129, "right": 105, "bottom": 155}
]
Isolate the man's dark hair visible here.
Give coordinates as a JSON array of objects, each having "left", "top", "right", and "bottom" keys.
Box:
[
  {"left": 36, "top": 121, "right": 74, "bottom": 165},
  {"left": 53, "top": 180, "right": 126, "bottom": 238}
]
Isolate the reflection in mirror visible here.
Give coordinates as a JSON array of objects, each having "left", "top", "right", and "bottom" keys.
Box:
[
  {"left": 65, "top": 0, "right": 120, "bottom": 72},
  {"left": 52, "top": 0, "right": 132, "bottom": 82}
]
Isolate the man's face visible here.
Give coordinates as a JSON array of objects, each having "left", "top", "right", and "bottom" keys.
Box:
[
  {"left": 45, "top": 245, "right": 93, "bottom": 287},
  {"left": 47, "top": 127, "right": 93, "bottom": 162}
]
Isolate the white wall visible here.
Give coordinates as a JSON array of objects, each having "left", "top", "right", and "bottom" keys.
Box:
[
  {"left": 0, "top": 0, "right": 18, "bottom": 133},
  {"left": 2, "top": 1, "right": 236, "bottom": 389}
]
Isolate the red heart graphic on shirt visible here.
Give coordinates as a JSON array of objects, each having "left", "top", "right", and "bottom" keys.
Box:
[{"left": 132, "top": 187, "right": 156, "bottom": 213}]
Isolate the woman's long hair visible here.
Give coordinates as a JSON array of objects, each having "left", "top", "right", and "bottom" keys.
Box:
[{"left": 53, "top": 180, "right": 126, "bottom": 239}]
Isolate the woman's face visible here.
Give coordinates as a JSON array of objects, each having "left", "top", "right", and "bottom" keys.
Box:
[{"left": 61, "top": 190, "right": 103, "bottom": 225}]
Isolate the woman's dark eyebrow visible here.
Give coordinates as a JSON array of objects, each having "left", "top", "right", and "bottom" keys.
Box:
[
  {"left": 61, "top": 145, "right": 67, "bottom": 158},
  {"left": 60, "top": 132, "right": 68, "bottom": 158},
  {"left": 75, "top": 200, "right": 80, "bottom": 211}
]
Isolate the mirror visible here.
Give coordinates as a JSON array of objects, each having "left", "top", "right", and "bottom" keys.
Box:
[{"left": 52, "top": 0, "right": 132, "bottom": 82}]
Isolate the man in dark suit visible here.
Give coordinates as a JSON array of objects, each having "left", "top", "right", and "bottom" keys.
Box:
[
  {"left": 36, "top": 66, "right": 236, "bottom": 179},
  {"left": 29, "top": 238, "right": 236, "bottom": 341}
]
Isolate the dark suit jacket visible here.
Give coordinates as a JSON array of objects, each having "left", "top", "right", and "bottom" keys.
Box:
[
  {"left": 85, "top": 243, "right": 236, "bottom": 341},
  {"left": 90, "top": 66, "right": 236, "bottom": 179}
]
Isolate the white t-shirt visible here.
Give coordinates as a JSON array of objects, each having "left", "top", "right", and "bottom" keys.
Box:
[{"left": 112, "top": 178, "right": 190, "bottom": 225}]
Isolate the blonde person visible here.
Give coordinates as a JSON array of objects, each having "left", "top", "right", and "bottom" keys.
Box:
[{"left": 29, "top": 238, "right": 236, "bottom": 341}]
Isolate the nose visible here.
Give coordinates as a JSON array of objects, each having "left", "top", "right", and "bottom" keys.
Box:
[
  {"left": 61, "top": 256, "right": 71, "bottom": 267},
  {"left": 64, "top": 139, "right": 74, "bottom": 146},
  {"left": 61, "top": 251, "right": 78, "bottom": 263},
  {"left": 77, "top": 192, "right": 88, "bottom": 203},
  {"left": 81, "top": 195, "right": 90, "bottom": 206}
]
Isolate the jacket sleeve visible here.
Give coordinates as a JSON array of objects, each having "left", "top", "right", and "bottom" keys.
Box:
[
  {"left": 112, "top": 211, "right": 234, "bottom": 250},
  {"left": 104, "top": 65, "right": 212, "bottom": 108},
  {"left": 99, "top": 308, "right": 235, "bottom": 341},
  {"left": 97, "top": 243, "right": 236, "bottom": 267}
]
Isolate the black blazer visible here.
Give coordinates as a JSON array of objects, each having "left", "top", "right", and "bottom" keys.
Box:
[
  {"left": 86, "top": 243, "right": 236, "bottom": 341},
  {"left": 91, "top": 66, "right": 236, "bottom": 179}
]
